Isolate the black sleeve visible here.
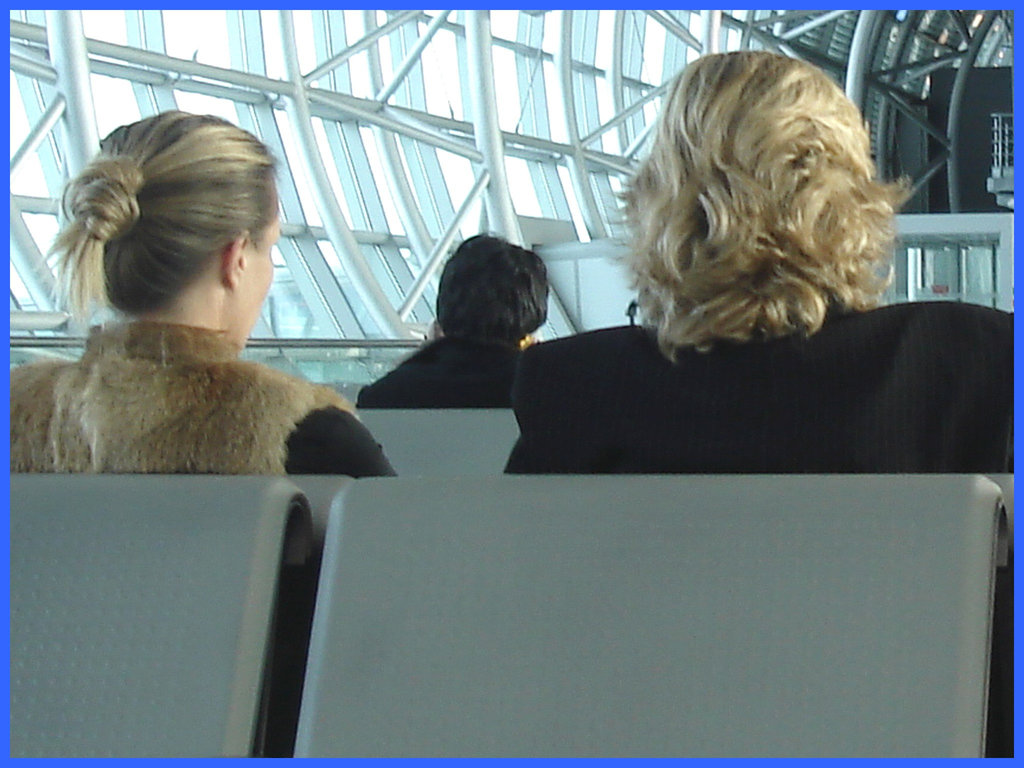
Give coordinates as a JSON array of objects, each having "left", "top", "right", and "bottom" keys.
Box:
[
  {"left": 285, "top": 406, "right": 397, "bottom": 477},
  {"left": 504, "top": 344, "right": 573, "bottom": 474},
  {"left": 354, "top": 382, "right": 378, "bottom": 409}
]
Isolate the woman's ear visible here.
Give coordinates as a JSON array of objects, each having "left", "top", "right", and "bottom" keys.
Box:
[{"left": 219, "top": 234, "right": 249, "bottom": 290}]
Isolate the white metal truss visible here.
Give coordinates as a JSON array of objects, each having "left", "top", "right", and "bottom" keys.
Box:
[{"left": 9, "top": 10, "right": 1014, "bottom": 338}]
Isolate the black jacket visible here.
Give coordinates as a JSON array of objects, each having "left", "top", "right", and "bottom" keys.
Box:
[
  {"left": 506, "top": 302, "right": 1013, "bottom": 474},
  {"left": 357, "top": 337, "right": 521, "bottom": 409}
]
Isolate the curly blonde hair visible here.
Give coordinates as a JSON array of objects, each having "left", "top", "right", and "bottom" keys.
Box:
[{"left": 623, "top": 51, "right": 908, "bottom": 356}]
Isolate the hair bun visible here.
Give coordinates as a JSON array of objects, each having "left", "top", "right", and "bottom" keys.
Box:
[{"left": 66, "top": 156, "right": 144, "bottom": 243}]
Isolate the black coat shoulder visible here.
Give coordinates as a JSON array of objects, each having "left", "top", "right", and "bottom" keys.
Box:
[
  {"left": 357, "top": 338, "right": 521, "bottom": 409},
  {"left": 285, "top": 406, "right": 396, "bottom": 476},
  {"left": 507, "top": 305, "right": 1012, "bottom": 475}
]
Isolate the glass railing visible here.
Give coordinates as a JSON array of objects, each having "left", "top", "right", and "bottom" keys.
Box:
[
  {"left": 9, "top": 337, "right": 421, "bottom": 402},
  {"left": 886, "top": 214, "right": 1014, "bottom": 311},
  {"left": 990, "top": 112, "right": 1013, "bottom": 176}
]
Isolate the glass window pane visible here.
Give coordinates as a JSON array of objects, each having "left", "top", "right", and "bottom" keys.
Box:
[
  {"left": 920, "top": 244, "right": 959, "bottom": 299},
  {"left": 81, "top": 10, "right": 128, "bottom": 45},
  {"left": 163, "top": 11, "right": 231, "bottom": 68},
  {"left": 91, "top": 75, "right": 142, "bottom": 139}
]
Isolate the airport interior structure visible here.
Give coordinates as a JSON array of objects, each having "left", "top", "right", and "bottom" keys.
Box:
[{"left": 8, "top": 10, "right": 1015, "bottom": 758}]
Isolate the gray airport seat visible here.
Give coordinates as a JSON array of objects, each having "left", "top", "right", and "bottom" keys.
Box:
[
  {"left": 987, "top": 473, "right": 1013, "bottom": 540},
  {"left": 290, "top": 475, "right": 356, "bottom": 552},
  {"left": 982, "top": 472, "right": 1014, "bottom": 757},
  {"left": 296, "top": 474, "right": 1004, "bottom": 758},
  {"left": 357, "top": 408, "right": 519, "bottom": 475},
  {"left": 10, "top": 474, "right": 314, "bottom": 758}
]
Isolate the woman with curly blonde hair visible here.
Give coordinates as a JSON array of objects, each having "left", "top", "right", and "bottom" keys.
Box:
[
  {"left": 625, "top": 50, "right": 905, "bottom": 355},
  {"left": 506, "top": 50, "right": 1012, "bottom": 475}
]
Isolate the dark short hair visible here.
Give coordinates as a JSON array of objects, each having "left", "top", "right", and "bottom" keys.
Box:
[{"left": 435, "top": 235, "right": 549, "bottom": 345}]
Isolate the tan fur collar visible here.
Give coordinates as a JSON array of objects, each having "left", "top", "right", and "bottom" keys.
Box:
[
  {"left": 83, "top": 321, "right": 239, "bottom": 365},
  {"left": 11, "top": 321, "right": 352, "bottom": 474}
]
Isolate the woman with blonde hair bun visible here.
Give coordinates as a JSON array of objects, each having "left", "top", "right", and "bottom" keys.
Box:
[
  {"left": 506, "top": 50, "right": 1012, "bottom": 475},
  {"left": 11, "top": 111, "right": 394, "bottom": 476}
]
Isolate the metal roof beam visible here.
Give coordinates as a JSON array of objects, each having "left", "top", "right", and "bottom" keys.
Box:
[
  {"left": 278, "top": 10, "right": 412, "bottom": 338},
  {"left": 779, "top": 10, "right": 852, "bottom": 41},
  {"left": 302, "top": 10, "right": 422, "bottom": 85},
  {"left": 10, "top": 96, "right": 65, "bottom": 177},
  {"left": 399, "top": 170, "right": 490, "bottom": 319},
  {"left": 44, "top": 10, "right": 99, "bottom": 176},
  {"left": 555, "top": 10, "right": 607, "bottom": 240},
  {"left": 643, "top": 11, "right": 701, "bottom": 52},
  {"left": 466, "top": 10, "right": 523, "bottom": 243},
  {"left": 947, "top": 10, "right": 999, "bottom": 212}
]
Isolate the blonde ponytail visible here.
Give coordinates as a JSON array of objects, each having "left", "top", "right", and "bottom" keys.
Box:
[
  {"left": 53, "top": 157, "right": 144, "bottom": 318},
  {"left": 49, "top": 111, "right": 277, "bottom": 320}
]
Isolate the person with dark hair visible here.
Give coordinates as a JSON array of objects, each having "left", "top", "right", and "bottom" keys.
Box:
[
  {"left": 10, "top": 110, "right": 394, "bottom": 477},
  {"left": 357, "top": 234, "right": 548, "bottom": 408}
]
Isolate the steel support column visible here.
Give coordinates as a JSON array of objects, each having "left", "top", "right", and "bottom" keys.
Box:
[
  {"left": 10, "top": 47, "right": 57, "bottom": 82},
  {"left": 465, "top": 10, "right": 523, "bottom": 244},
  {"left": 10, "top": 195, "right": 56, "bottom": 311},
  {"left": 278, "top": 10, "right": 411, "bottom": 338},
  {"left": 581, "top": 82, "right": 670, "bottom": 148},
  {"left": 363, "top": 10, "right": 435, "bottom": 265},
  {"left": 44, "top": 10, "right": 99, "bottom": 176},
  {"left": 611, "top": 10, "right": 627, "bottom": 150},
  {"left": 780, "top": 9, "right": 851, "bottom": 41},
  {"left": 399, "top": 170, "right": 490, "bottom": 319},
  {"left": 303, "top": 10, "right": 422, "bottom": 86},
  {"left": 554, "top": 10, "right": 607, "bottom": 240},
  {"left": 947, "top": 11, "right": 998, "bottom": 212},
  {"left": 375, "top": 10, "right": 451, "bottom": 105},
  {"left": 624, "top": 121, "right": 656, "bottom": 160},
  {"left": 702, "top": 10, "right": 722, "bottom": 53},
  {"left": 10, "top": 96, "right": 65, "bottom": 176},
  {"left": 873, "top": 10, "right": 921, "bottom": 182},
  {"left": 13, "top": 19, "right": 631, "bottom": 173},
  {"left": 645, "top": 10, "right": 702, "bottom": 51},
  {"left": 845, "top": 10, "right": 884, "bottom": 111}
]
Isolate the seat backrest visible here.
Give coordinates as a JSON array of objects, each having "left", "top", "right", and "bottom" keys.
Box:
[
  {"left": 289, "top": 475, "right": 355, "bottom": 552},
  {"left": 10, "top": 474, "right": 312, "bottom": 758},
  {"left": 982, "top": 472, "right": 1014, "bottom": 757},
  {"left": 296, "top": 474, "right": 1003, "bottom": 758},
  {"left": 357, "top": 408, "right": 519, "bottom": 475},
  {"left": 987, "top": 473, "right": 1013, "bottom": 541}
]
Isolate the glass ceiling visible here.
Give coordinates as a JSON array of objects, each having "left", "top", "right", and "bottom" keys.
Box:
[{"left": 9, "top": 10, "right": 1013, "bottom": 340}]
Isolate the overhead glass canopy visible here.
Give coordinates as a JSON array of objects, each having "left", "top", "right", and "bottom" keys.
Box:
[{"left": 9, "top": 10, "right": 1013, "bottom": 339}]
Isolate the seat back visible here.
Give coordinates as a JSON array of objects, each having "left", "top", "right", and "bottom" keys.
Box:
[
  {"left": 357, "top": 408, "right": 518, "bottom": 475},
  {"left": 296, "top": 474, "right": 1003, "bottom": 757},
  {"left": 10, "top": 474, "right": 312, "bottom": 757},
  {"left": 289, "top": 475, "right": 356, "bottom": 552},
  {"left": 982, "top": 473, "right": 1014, "bottom": 757},
  {"left": 987, "top": 473, "right": 1013, "bottom": 540}
]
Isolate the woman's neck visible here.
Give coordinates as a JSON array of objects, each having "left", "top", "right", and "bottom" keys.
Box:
[{"left": 134, "top": 282, "right": 240, "bottom": 350}]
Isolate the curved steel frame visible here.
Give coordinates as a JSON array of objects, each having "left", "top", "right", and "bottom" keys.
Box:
[
  {"left": 364, "top": 9, "right": 438, "bottom": 263},
  {"left": 555, "top": 10, "right": 607, "bottom": 240},
  {"left": 9, "top": 10, "right": 1012, "bottom": 338},
  {"left": 279, "top": 10, "right": 411, "bottom": 338},
  {"left": 465, "top": 11, "right": 523, "bottom": 243},
  {"left": 44, "top": 10, "right": 99, "bottom": 175},
  {"left": 946, "top": 11, "right": 999, "bottom": 212}
]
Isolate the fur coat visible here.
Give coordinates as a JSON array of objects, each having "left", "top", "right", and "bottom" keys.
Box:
[{"left": 10, "top": 321, "right": 354, "bottom": 474}]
